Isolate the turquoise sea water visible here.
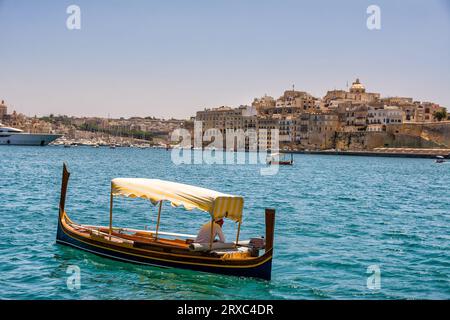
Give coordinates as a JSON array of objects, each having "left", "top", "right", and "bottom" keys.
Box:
[{"left": 0, "top": 146, "right": 449, "bottom": 299}]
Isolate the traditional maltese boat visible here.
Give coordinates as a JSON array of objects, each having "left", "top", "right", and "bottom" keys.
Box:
[
  {"left": 266, "top": 152, "right": 294, "bottom": 165},
  {"left": 56, "top": 164, "right": 275, "bottom": 280}
]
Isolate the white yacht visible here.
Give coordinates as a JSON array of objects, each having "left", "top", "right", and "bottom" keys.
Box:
[{"left": 0, "top": 123, "right": 62, "bottom": 146}]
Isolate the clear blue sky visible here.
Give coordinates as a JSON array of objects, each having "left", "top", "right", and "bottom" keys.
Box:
[{"left": 1, "top": 0, "right": 449, "bottom": 119}]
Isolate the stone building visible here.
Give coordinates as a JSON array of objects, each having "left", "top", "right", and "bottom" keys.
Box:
[
  {"left": 252, "top": 95, "right": 276, "bottom": 113},
  {"left": 278, "top": 115, "right": 297, "bottom": 143},
  {"left": 339, "top": 104, "right": 369, "bottom": 132},
  {"left": 416, "top": 102, "right": 445, "bottom": 122},
  {"left": 367, "top": 105, "right": 403, "bottom": 131},
  {"left": 257, "top": 90, "right": 318, "bottom": 118},
  {"left": 195, "top": 105, "right": 257, "bottom": 148},
  {"left": 256, "top": 116, "right": 281, "bottom": 150},
  {"left": 196, "top": 106, "right": 255, "bottom": 133},
  {"left": 275, "top": 90, "right": 318, "bottom": 111},
  {"left": 323, "top": 78, "right": 380, "bottom": 105},
  {"left": 299, "top": 112, "right": 339, "bottom": 149},
  {"left": 380, "top": 97, "right": 445, "bottom": 123},
  {"left": 257, "top": 105, "right": 304, "bottom": 118},
  {"left": 400, "top": 104, "right": 419, "bottom": 123},
  {"left": 381, "top": 97, "right": 414, "bottom": 106}
]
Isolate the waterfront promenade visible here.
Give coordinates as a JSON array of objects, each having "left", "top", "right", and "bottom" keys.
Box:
[{"left": 296, "top": 148, "right": 450, "bottom": 159}]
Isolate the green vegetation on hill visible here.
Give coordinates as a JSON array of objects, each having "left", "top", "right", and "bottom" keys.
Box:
[
  {"left": 77, "top": 123, "right": 154, "bottom": 141},
  {"left": 433, "top": 110, "right": 448, "bottom": 122}
]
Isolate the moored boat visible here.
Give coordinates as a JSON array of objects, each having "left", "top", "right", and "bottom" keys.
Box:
[
  {"left": 266, "top": 152, "right": 294, "bottom": 165},
  {"left": 0, "top": 123, "right": 62, "bottom": 146},
  {"left": 56, "top": 164, "right": 275, "bottom": 280}
]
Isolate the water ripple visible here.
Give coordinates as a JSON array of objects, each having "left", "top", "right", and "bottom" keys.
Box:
[{"left": 0, "top": 147, "right": 449, "bottom": 299}]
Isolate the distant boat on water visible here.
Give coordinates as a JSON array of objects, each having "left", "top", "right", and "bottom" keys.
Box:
[
  {"left": 266, "top": 153, "right": 294, "bottom": 165},
  {"left": 435, "top": 156, "right": 446, "bottom": 163},
  {"left": 0, "top": 123, "right": 62, "bottom": 146}
]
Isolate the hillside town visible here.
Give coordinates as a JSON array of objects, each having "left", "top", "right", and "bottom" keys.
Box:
[
  {"left": 195, "top": 79, "right": 449, "bottom": 150},
  {"left": 1, "top": 79, "right": 449, "bottom": 150}
]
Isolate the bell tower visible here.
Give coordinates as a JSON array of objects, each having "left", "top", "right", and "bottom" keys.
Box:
[{"left": 0, "top": 100, "right": 7, "bottom": 121}]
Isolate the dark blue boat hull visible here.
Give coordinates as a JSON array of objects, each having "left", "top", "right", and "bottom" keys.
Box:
[{"left": 56, "top": 220, "right": 273, "bottom": 280}]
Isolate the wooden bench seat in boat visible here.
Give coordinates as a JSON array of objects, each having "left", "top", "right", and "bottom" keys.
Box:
[{"left": 98, "top": 227, "right": 191, "bottom": 249}]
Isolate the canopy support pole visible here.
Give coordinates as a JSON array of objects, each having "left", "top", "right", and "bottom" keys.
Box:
[
  {"left": 209, "top": 218, "right": 214, "bottom": 251},
  {"left": 155, "top": 201, "right": 163, "bottom": 241},
  {"left": 109, "top": 185, "right": 113, "bottom": 240},
  {"left": 235, "top": 221, "right": 241, "bottom": 247}
]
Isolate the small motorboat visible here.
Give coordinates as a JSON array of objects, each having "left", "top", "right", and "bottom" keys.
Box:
[
  {"left": 435, "top": 156, "right": 446, "bottom": 163},
  {"left": 56, "top": 164, "right": 275, "bottom": 280},
  {"left": 266, "top": 152, "right": 294, "bottom": 165}
]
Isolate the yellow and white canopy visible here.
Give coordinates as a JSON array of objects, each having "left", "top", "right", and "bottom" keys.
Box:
[{"left": 111, "top": 178, "right": 244, "bottom": 222}]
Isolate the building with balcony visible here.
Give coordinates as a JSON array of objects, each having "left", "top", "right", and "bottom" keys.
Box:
[
  {"left": 195, "top": 105, "right": 258, "bottom": 148},
  {"left": 298, "top": 112, "right": 339, "bottom": 149},
  {"left": 340, "top": 104, "right": 369, "bottom": 132}
]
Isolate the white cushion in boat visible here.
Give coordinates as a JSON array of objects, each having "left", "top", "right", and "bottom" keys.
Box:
[
  {"left": 211, "top": 246, "right": 252, "bottom": 255},
  {"left": 189, "top": 242, "right": 236, "bottom": 252}
]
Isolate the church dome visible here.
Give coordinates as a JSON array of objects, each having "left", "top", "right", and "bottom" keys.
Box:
[{"left": 350, "top": 78, "right": 365, "bottom": 93}]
